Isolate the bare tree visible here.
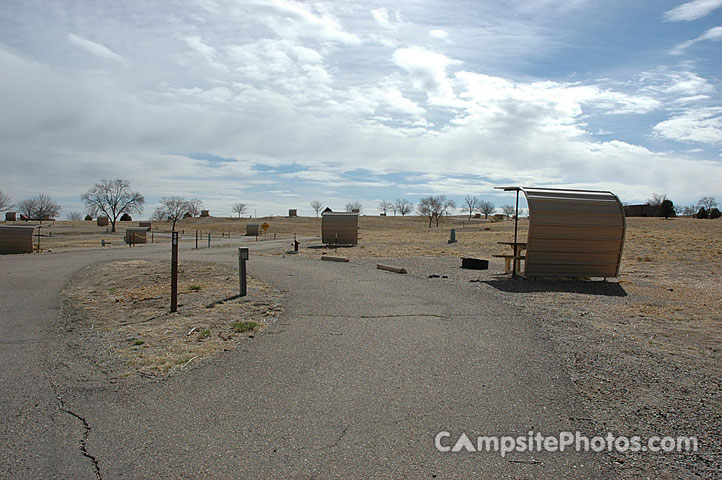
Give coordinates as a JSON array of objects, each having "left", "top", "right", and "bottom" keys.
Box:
[
  {"left": 310, "top": 200, "right": 322, "bottom": 217},
  {"left": 418, "top": 195, "right": 455, "bottom": 227},
  {"left": 17, "top": 194, "right": 61, "bottom": 221},
  {"left": 647, "top": 193, "right": 667, "bottom": 217},
  {"left": 346, "top": 201, "right": 362, "bottom": 213},
  {"left": 0, "top": 190, "right": 12, "bottom": 212},
  {"left": 697, "top": 196, "right": 718, "bottom": 211},
  {"left": 151, "top": 208, "right": 168, "bottom": 222},
  {"left": 395, "top": 199, "right": 413, "bottom": 216},
  {"left": 463, "top": 195, "right": 480, "bottom": 220},
  {"left": 155, "top": 196, "right": 190, "bottom": 231},
  {"left": 66, "top": 211, "right": 84, "bottom": 221},
  {"left": 16, "top": 198, "right": 38, "bottom": 218},
  {"left": 186, "top": 198, "right": 203, "bottom": 217},
  {"left": 479, "top": 200, "right": 495, "bottom": 219},
  {"left": 501, "top": 204, "right": 515, "bottom": 219},
  {"left": 81, "top": 179, "right": 144, "bottom": 232},
  {"left": 680, "top": 205, "right": 696, "bottom": 216},
  {"left": 378, "top": 200, "right": 392, "bottom": 215},
  {"left": 232, "top": 203, "right": 247, "bottom": 218}
]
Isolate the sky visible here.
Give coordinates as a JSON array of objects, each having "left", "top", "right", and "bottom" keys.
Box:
[{"left": 1, "top": 0, "right": 721, "bottom": 218}]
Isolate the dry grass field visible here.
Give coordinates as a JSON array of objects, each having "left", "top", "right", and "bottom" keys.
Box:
[{"left": 61, "top": 260, "right": 282, "bottom": 378}]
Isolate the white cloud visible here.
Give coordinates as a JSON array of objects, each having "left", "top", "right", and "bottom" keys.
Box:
[
  {"left": 281, "top": 170, "right": 342, "bottom": 182},
  {"left": 67, "top": 33, "right": 124, "bottom": 62},
  {"left": 429, "top": 29, "right": 449, "bottom": 40},
  {"left": 371, "top": 8, "right": 395, "bottom": 30},
  {"left": 244, "top": 0, "right": 361, "bottom": 45},
  {"left": 664, "top": 0, "right": 722, "bottom": 21},
  {"left": 653, "top": 107, "right": 722, "bottom": 144},
  {"left": 670, "top": 26, "right": 722, "bottom": 54},
  {"left": 640, "top": 69, "right": 715, "bottom": 97},
  {"left": 184, "top": 36, "right": 215, "bottom": 60},
  {"left": 392, "top": 47, "right": 462, "bottom": 104}
]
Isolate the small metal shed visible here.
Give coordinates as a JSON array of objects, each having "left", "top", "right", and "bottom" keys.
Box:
[
  {"left": 97, "top": 216, "right": 109, "bottom": 226},
  {"left": 288, "top": 209, "right": 297, "bottom": 217},
  {"left": 125, "top": 227, "right": 147, "bottom": 244},
  {"left": 0, "top": 225, "right": 37, "bottom": 254},
  {"left": 496, "top": 187, "right": 626, "bottom": 278},
  {"left": 200, "top": 210, "right": 210, "bottom": 217},
  {"left": 5, "top": 212, "right": 17, "bottom": 221},
  {"left": 322, "top": 212, "right": 359, "bottom": 246},
  {"left": 246, "top": 224, "right": 260, "bottom": 236}
]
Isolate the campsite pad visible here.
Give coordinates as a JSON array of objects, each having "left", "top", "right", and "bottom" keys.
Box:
[{"left": 60, "top": 260, "right": 282, "bottom": 380}]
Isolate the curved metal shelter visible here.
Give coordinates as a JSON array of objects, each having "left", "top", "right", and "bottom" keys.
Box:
[
  {"left": 322, "top": 212, "right": 359, "bottom": 246},
  {"left": 497, "top": 187, "right": 626, "bottom": 278},
  {"left": 0, "top": 225, "right": 37, "bottom": 254}
]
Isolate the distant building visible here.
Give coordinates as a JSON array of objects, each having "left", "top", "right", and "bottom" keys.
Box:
[{"left": 624, "top": 204, "right": 654, "bottom": 217}]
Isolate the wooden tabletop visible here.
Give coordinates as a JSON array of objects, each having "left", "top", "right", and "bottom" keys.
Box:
[{"left": 497, "top": 241, "right": 527, "bottom": 247}]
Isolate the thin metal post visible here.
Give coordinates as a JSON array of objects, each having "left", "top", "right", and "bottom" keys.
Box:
[
  {"left": 239, "top": 247, "right": 248, "bottom": 297},
  {"left": 171, "top": 232, "right": 178, "bottom": 312},
  {"left": 207, "top": 233, "right": 211, "bottom": 248},
  {"left": 513, "top": 189, "right": 519, "bottom": 278},
  {"left": 195, "top": 229, "right": 198, "bottom": 249}
]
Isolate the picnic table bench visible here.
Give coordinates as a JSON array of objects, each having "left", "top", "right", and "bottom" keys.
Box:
[{"left": 493, "top": 241, "right": 527, "bottom": 274}]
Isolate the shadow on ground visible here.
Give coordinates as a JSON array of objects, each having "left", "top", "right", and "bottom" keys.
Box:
[{"left": 483, "top": 277, "right": 627, "bottom": 297}]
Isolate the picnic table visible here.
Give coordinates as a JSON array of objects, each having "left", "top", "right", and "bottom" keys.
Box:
[{"left": 493, "top": 241, "right": 527, "bottom": 274}]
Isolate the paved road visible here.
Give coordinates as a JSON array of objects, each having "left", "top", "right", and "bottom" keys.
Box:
[{"left": 0, "top": 238, "right": 613, "bottom": 478}]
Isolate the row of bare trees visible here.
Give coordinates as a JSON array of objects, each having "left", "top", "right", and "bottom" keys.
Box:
[
  {"left": 378, "top": 199, "right": 413, "bottom": 216},
  {"left": 0, "top": 190, "right": 62, "bottom": 221},
  {"left": 647, "top": 193, "right": 720, "bottom": 219}
]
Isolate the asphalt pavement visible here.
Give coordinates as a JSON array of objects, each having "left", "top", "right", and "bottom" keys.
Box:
[{"left": 0, "top": 236, "right": 614, "bottom": 478}]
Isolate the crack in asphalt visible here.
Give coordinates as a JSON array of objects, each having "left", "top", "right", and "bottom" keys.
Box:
[
  {"left": 58, "top": 399, "right": 102, "bottom": 480},
  {"left": 332, "top": 426, "right": 349, "bottom": 447}
]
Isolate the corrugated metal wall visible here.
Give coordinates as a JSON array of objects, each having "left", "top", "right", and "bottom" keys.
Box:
[
  {"left": 523, "top": 188, "right": 625, "bottom": 278},
  {"left": 0, "top": 225, "right": 36, "bottom": 254},
  {"left": 322, "top": 213, "right": 359, "bottom": 245},
  {"left": 246, "top": 224, "right": 260, "bottom": 236},
  {"left": 97, "top": 216, "right": 109, "bottom": 226}
]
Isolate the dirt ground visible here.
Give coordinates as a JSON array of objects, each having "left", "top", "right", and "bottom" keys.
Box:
[{"left": 61, "top": 260, "right": 281, "bottom": 379}]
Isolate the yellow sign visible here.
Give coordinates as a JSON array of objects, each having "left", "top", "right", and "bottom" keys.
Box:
[{"left": 261, "top": 222, "right": 270, "bottom": 231}]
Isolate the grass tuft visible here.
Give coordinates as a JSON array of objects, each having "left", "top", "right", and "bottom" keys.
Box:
[{"left": 230, "top": 321, "right": 258, "bottom": 333}]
